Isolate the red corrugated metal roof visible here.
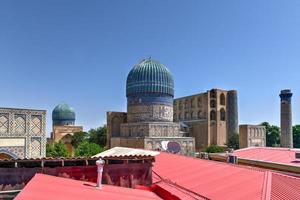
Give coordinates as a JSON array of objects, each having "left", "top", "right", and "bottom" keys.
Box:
[
  {"left": 233, "top": 147, "right": 300, "bottom": 166},
  {"left": 15, "top": 174, "right": 162, "bottom": 200},
  {"left": 270, "top": 172, "right": 300, "bottom": 199},
  {"left": 152, "top": 152, "right": 300, "bottom": 200}
]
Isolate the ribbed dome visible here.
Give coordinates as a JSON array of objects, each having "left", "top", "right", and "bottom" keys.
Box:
[
  {"left": 52, "top": 103, "right": 75, "bottom": 125},
  {"left": 126, "top": 59, "right": 174, "bottom": 97}
]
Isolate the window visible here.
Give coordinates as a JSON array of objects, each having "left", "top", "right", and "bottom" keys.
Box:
[
  {"left": 210, "top": 100, "right": 216, "bottom": 108},
  {"left": 184, "top": 100, "right": 188, "bottom": 109},
  {"left": 185, "top": 112, "right": 188, "bottom": 119},
  {"left": 198, "top": 111, "right": 202, "bottom": 119},
  {"left": 220, "top": 93, "right": 226, "bottom": 105},
  {"left": 179, "top": 102, "right": 183, "bottom": 110},
  {"left": 220, "top": 108, "right": 226, "bottom": 121},
  {"left": 191, "top": 98, "right": 195, "bottom": 108},
  {"left": 197, "top": 97, "right": 202, "bottom": 107},
  {"left": 210, "top": 110, "right": 216, "bottom": 121},
  {"left": 210, "top": 89, "right": 216, "bottom": 98}
]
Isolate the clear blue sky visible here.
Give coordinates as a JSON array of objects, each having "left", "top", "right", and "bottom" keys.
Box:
[{"left": 0, "top": 0, "right": 300, "bottom": 135}]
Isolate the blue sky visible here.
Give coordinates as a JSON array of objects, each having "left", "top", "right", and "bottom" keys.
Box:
[{"left": 0, "top": 0, "right": 300, "bottom": 135}]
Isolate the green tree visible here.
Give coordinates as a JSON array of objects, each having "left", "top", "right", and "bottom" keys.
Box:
[
  {"left": 71, "top": 131, "right": 88, "bottom": 148},
  {"left": 227, "top": 134, "right": 239, "bottom": 150},
  {"left": 293, "top": 125, "right": 300, "bottom": 148},
  {"left": 46, "top": 141, "right": 69, "bottom": 157},
  {"left": 75, "top": 141, "right": 103, "bottom": 157},
  {"left": 88, "top": 126, "right": 107, "bottom": 147},
  {"left": 260, "top": 122, "right": 280, "bottom": 147},
  {"left": 204, "top": 145, "right": 225, "bottom": 153}
]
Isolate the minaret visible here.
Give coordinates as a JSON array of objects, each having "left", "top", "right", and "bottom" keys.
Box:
[
  {"left": 227, "top": 90, "right": 239, "bottom": 139},
  {"left": 280, "top": 89, "right": 293, "bottom": 148}
]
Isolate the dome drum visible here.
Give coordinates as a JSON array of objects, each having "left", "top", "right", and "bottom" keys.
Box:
[{"left": 126, "top": 59, "right": 175, "bottom": 123}]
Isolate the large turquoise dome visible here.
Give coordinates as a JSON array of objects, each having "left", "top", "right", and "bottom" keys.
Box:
[
  {"left": 126, "top": 59, "right": 174, "bottom": 98},
  {"left": 52, "top": 103, "right": 75, "bottom": 126}
]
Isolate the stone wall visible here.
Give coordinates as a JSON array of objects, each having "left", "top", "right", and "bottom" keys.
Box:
[
  {"left": 52, "top": 125, "right": 83, "bottom": 142},
  {"left": 0, "top": 108, "right": 46, "bottom": 159},
  {"left": 110, "top": 137, "right": 145, "bottom": 149},
  {"left": 239, "top": 125, "right": 266, "bottom": 148},
  {"left": 144, "top": 137, "right": 195, "bottom": 156},
  {"left": 120, "top": 122, "right": 181, "bottom": 137},
  {"left": 127, "top": 104, "right": 173, "bottom": 123},
  {"left": 174, "top": 88, "right": 232, "bottom": 150},
  {"left": 107, "top": 112, "right": 127, "bottom": 148}
]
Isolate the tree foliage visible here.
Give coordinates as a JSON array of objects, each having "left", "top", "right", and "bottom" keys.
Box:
[
  {"left": 46, "top": 141, "right": 69, "bottom": 157},
  {"left": 204, "top": 145, "right": 225, "bottom": 153},
  {"left": 260, "top": 122, "right": 280, "bottom": 147},
  {"left": 71, "top": 131, "right": 89, "bottom": 148},
  {"left": 88, "top": 126, "right": 107, "bottom": 147},
  {"left": 75, "top": 141, "right": 103, "bottom": 157},
  {"left": 227, "top": 134, "right": 239, "bottom": 150},
  {"left": 293, "top": 125, "right": 300, "bottom": 148}
]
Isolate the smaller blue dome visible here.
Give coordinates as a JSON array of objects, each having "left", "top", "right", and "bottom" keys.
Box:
[{"left": 52, "top": 103, "right": 75, "bottom": 126}]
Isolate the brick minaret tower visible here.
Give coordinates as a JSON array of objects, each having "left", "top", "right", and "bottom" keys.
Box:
[{"left": 280, "top": 89, "right": 293, "bottom": 148}]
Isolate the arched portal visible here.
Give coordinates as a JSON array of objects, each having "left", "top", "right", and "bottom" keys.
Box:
[
  {"left": 61, "top": 134, "right": 74, "bottom": 156},
  {"left": 0, "top": 149, "right": 18, "bottom": 159}
]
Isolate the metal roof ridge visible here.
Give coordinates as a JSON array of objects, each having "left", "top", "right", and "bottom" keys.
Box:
[{"left": 262, "top": 171, "right": 272, "bottom": 200}]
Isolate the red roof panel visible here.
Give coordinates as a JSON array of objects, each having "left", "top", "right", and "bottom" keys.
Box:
[
  {"left": 233, "top": 147, "right": 300, "bottom": 166},
  {"left": 15, "top": 174, "right": 162, "bottom": 200},
  {"left": 152, "top": 152, "right": 300, "bottom": 200}
]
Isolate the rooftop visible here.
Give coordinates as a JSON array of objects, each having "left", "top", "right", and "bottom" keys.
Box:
[
  {"left": 92, "top": 147, "right": 160, "bottom": 159},
  {"left": 15, "top": 174, "right": 162, "bottom": 200},
  {"left": 152, "top": 152, "right": 300, "bottom": 200},
  {"left": 233, "top": 147, "right": 300, "bottom": 167}
]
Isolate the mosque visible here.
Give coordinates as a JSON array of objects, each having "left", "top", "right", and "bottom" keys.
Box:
[
  {"left": 50, "top": 103, "right": 83, "bottom": 155},
  {"left": 107, "top": 59, "right": 195, "bottom": 155}
]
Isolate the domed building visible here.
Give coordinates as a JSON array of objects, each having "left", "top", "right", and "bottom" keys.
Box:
[
  {"left": 107, "top": 59, "right": 195, "bottom": 155},
  {"left": 52, "top": 103, "right": 76, "bottom": 126},
  {"left": 50, "top": 103, "right": 83, "bottom": 155}
]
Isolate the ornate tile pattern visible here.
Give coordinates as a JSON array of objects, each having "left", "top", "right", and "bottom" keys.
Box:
[
  {"left": 0, "top": 114, "right": 9, "bottom": 134},
  {"left": 14, "top": 115, "right": 26, "bottom": 134},
  {"left": 31, "top": 115, "right": 41, "bottom": 134},
  {"left": 0, "top": 108, "right": 46, "bottom": 159},
  {"left": 30, "top": 138, "right": 41, "bottom": 158}
]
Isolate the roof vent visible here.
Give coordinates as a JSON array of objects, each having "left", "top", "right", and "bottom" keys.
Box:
[
  {"left": 228, "top": 155, "right": 238, "bottom": 164},
  {"left": 96, "top": 158, "right": 105, "bottom": 188},
  {"left": 200, "top": 152, "right": 209, "bottom": 160},
  {"left": 296, "top": 152, "right": 300, "bottom": 159}
]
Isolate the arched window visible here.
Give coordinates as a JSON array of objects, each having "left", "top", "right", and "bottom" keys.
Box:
[
  {"left": 184, "top": 100, "right": 188, "bottom": 109},
  {"left": 198, "top": 111, "right": 202, "bottom": 119},
  {"left": 210, "top": 110, "right": 216, "bottom": 121},
  {"left": 220, "top": 93, "right": 226, "bottom": 105},
  {"left": 197, "top": 97, "right": 202, "bottom": 107},
  {"left": 191, "top": 98, "right": 195, "bottom": 108},
  {"left": 220, "top": 108, "right": 226, "bottom": 121},
  {"left": 210, "top": 100, "right": 216, "bottom": 108},
  {"left": 112, "top": 117, "right": 121, "bottom": 137},
  {"left": 184, "top": 112, "right": 188, "bottom": 119},
  {"left": 210, "top": 89, "right": 216, "bottom": 98},
  {"left": 179, "top": 102, "right": 183, "bottom": 110}
]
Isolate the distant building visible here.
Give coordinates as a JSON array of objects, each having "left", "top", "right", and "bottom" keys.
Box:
[
  {"left": 173, "top": 89, "right": 239, "bottom": 150},
  {"left": 107, "top": 59, "right": 195, "bottom": 156},
  {"left": 239, "top": 124, "right": 266, "bottom": 148},
  {"left": 0, "top": 107, "right": 46, "bottom": 159},
  {"left": 50, "top": 103, "right": 83, "bottom": 155}
]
